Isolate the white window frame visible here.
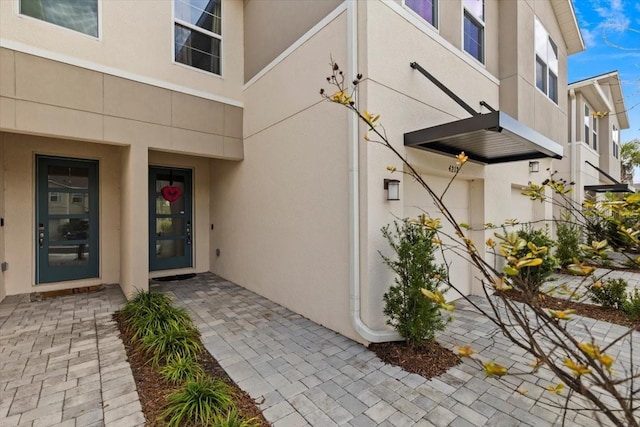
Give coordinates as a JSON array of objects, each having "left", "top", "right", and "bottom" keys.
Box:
[
  {"left": 534, "top": 18, "right": 558, "bottom": 104},
  {"left": 592, "top": 116, "right": 598, "bottom": 151},
  {"left": 17, "top": 0, "right": 101, "bottom": 39},
  {"left": 403, "top": 0, "right": 438, "bottom": 30},
  {"left": 462, "top": 0, "right": 484, "bottom": 64},
  {"left": 612, "top": 124, "right": 619, "bottom": 159},
  {"left": 172, "top": 0, "right": 223, "bottom": 77},
  {"left": 584, "top": 104, "right": 591, "bottom": 148}
]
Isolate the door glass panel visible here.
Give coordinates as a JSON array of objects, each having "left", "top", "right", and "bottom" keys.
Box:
[
  {"left": 48, "top": 244, "right": 90, "bottom": 267},
  {"left": 156, "top": 196, "right": 184, "bottom": 214},
  {"left": 48, "top": 192, "right": 89, "bottom": 215},
  {"left": 156, "top": 218, "right": 184, "bottom": 237},
  {"left": 48, "top": 165, "right": 89, "bottom": 190},
  {"left": 49, "top": 218, "right": 89, "bottom": 241},
  {"left": 155, "top": 240, "right": 185, "bottom": 258}
]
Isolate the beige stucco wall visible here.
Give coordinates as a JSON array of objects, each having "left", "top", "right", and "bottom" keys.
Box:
[
  {"left": 1, "top": 133, "right": 121, "bottom": 295},
  {"left": 0, "top": 138, "right": 4, "bottom": 302},
  {"left": 211, "top": 11, "right": 355, "bottom": 340},
  {"left": 243, "top": 0, "right": 343, "bottom": 82},
  {"left": 0, "top": 49, "right": 244, "bottom": 160},
  {"left": 0, "top": 0, "right": 244, "bottom": 102},
  {"left": 0, "top": 48, "right": 238, "bottom": 298},
  {"left": 498, "top": 0, "right": 568, "bottom": 145}
]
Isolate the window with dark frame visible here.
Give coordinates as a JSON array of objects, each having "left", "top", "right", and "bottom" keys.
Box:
[
  {"left": 592, "top": 116, "right": 598, "bottom": 151},
  {"left": 19, "top": 0, "right": 99, "bottom": 37},
  {"left": 174, "top": 0, "right": 222, "bottom": 75},
  {"left": 405, "top": 0, "right": 437, "bottom": 28},
  {"left": 534, "top": 18, "right": 558, "bottom": 104},
  {"left": 463, "top": 0, "right": 484, "bottom": 63}
]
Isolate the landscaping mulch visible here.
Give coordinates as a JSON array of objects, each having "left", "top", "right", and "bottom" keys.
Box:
[
  {"left": 368, "top": 341, "right": 460, "bottom": 379},
  {"left": 114, "top": 313, "right": 268, "bottom": 427},
  {"left": 503, "top": 290, "right": 640, "bottom": 331}
]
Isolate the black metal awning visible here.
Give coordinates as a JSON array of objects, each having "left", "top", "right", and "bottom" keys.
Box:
[
  {"left": 583, "top": 161, "right": 636, "bottom": 193},
  {"left": 404, "top": 111, "right": 564, "bottom": 164},
  {"left": 405, "top": 62, "right": 564, "bottom": 164},
  {"left": 584, "top": 184, "right": 635, "bottom": 193}
]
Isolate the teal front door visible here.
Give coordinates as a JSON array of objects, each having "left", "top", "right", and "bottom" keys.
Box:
[
  {"left": 149, "top": 167, "right": 193, "bottom": 271},
  {"left": 36, "top": 156, "right": 99, "bottom": 284}
]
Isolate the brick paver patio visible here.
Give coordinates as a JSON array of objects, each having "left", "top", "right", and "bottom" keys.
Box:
[{"left": 1, "top": 271, "right": 638, "bottom": 426}]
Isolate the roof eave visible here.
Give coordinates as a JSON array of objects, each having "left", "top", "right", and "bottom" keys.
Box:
[{"left": 551, "top": 0, "right": 585, "bottom": 55}]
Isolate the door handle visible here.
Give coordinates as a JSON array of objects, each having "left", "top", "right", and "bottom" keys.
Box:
[
  {"left": 186, "top": 221, "right": 191, "bottom": 245},
  {"left": 38, "top": 223, "right": 45, "bottom": 248}
]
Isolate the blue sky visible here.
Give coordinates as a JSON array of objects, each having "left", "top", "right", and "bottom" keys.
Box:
[{"left": 569, "top": 0, "right": 640, "bottom": 144}]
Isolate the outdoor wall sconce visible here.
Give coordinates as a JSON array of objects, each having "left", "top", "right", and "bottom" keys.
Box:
[
  {"left": 529, "top": 161, "right": 540, "bottom": 173},
  {"left": 384, "top": 179, "right": 400, "bottom": 201}
]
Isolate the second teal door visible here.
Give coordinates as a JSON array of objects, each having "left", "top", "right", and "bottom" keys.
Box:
[{"left": 149, "top": 167, "right": 193, "bottom": 271}]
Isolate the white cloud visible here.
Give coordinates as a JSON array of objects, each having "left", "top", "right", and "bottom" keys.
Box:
[{"left": 581, "top": 28, "right": 598, "bottom": 48}]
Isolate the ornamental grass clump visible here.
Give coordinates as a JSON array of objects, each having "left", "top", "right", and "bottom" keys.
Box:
[
  {"left": 381, "top": 218, "right": 449, "bottom": 347},
  {"left": 121, "top": 289, "right": 194, "bottom": 340},
  {"left": 212, "top": 408, "right": 261, "bottom": 427},
  {"left": 160, "top": 353, "right": 204, "bottom": 384},
  {"left": 162, "top": 377, "right": 234, "bottom": 427},
  {"left": 141, "top": 319, "right": 202, "bottom": 367}
]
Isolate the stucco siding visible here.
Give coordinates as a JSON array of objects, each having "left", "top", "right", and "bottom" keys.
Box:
[
  {"left": 0, "top": 0, "right": 244, "bottom": 101},
  {"left": 212, "top": 11, "right": 355, "bottom": 340},
  {"left": 243, "top": 0, "right": 343, "bottom": 82}
]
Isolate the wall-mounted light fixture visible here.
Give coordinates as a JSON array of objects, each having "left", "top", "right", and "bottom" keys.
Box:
[
  {"left": 384, "top": 179, "right": 400, "bottom": 201},
  {"left": 529, "top": 161, "right": 540, "bottom": 173}
]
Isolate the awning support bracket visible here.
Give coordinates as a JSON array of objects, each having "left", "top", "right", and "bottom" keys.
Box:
[
  {"left": 585, "top": 160, "right": 621, "bottom": 185},
  {"left": 410, "top": 61, "right": 480, "bottom": 117}
]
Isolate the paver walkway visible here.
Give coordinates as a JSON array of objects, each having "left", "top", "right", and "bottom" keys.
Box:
[
  {"left": 0, "top": 285, "right": 144, "bottom": 427},
  {"left": 154, "top": 273, "right": 639, "bottom": 427},
  {"left": 1, "top": 272, "right": 638, "bottom": 426}
]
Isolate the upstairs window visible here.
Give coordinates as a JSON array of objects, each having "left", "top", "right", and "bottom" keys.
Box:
[
  {"left": 405, "top": 0, "right": 437, "bottom": 28},
  {"left": 463, "top": 0, "right": 484, "bottom": 63},
  {"left": 20, "top": 0, "right": 98, "bottom": 37},
  {"left": 584, "top": 104, "right": 590, "bottom": 148},
  {"left": 174, "top": 0, "right": 222, "bottom": 75},
  {"left": 535, "top": 18, "right": 558, "bottom": 104}
]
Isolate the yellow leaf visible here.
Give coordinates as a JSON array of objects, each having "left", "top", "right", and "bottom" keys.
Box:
[
  {"left": 578, "top": 342, "right": 600, "bottom": 359},
  {"left": 503, "top": 266, "right": 519, "bottom": 276},
  {"left": 599, "top": 354, "right": 614, "bottom": 372},
  {"left": 483, "top": 361, "right": 508, "bottom": 377},
  {"left": 492, "top": 276, "right": 512, "bottom": 291},
  {"left": 564, "top": 358, "right": 592, "bottom": 377},
  {"left": 516, "top": 258, "right": 543, "bottom": 269},
  {"left": 386, "top": 165, "right": 396, "bottom": 172},
  {"left": 545, "top": 382, "right": 564, "bottom": 395},
  {"left": 456, "top": 151, "right": 468, "bottom": 164},
  {"left": 549, "top": 309, "right": 575, "bottom": 320},
  {"left": 457, "top": 344, "right": 476, "bottom": 358}
]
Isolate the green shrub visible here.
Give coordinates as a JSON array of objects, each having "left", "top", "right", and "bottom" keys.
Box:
[
  {"left": 121, "top": 290, "right": 194, "bottom": 340},
  {"left": 212, "top": 408, "right": 260, "bottom": 427},
  {"left": 587, "top": 278, "right": 628, "bottom": 310},
  {"left": 381, "top": 218, "right": 448, "bottom": 347},
  {"left": 622, "top": 288, "right": 640, "bottom": 320},
  {"left": 141, "top": 319, "right": 202, "bottom": 366},
  {"left": 162, "top": 377, "right": 234, "bottom": 427},
  {"left": 515, "top": 225, "right": 558, "bottom": 292},
  {"left": 555, "top": 215, "right": 582, "bottom": 267},
  {"left": 160, "top": 353, "right": 204, "bottom": 384}
]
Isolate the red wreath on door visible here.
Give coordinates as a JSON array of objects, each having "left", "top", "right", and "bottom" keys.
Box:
[{"left": 161, "top": 170, "right": 183, "bottom": 202}]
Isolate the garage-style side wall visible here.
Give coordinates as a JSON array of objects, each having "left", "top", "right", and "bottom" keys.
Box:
[
  {"left": 2, "top": 134, "right": 121, "bottom": 295},
  {"left": 210, "top": 12, "right": 356, "bottom": 340}
]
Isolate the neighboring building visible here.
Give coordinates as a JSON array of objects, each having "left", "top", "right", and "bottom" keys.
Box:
[
  {"left": 0, "top": 0, "right": 583, "bottom": 343},
  {"left": 555, "top": 71, "right": 630, "bottom": 207}
]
